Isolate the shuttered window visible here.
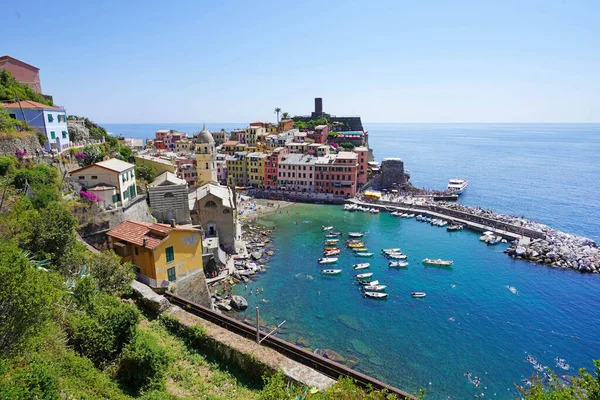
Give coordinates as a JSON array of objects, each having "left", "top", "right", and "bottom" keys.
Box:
[
  {"left": 167, "top": 267, "right": 176, "bottom": 282},
  {"left": 166, "top": 246, "right": 174, "bottom": 263}
]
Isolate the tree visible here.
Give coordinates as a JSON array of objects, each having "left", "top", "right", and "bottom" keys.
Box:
[
  {"left": 519, "top": 361, "right": 600, "bottom": 399},
  {"left": 0, "top": 242, "right": 62, "bottom": 355},
  {"left": 119, "top": 145, "right": 132, "bottom": 159},
  {"left": 81, "top": 144, "right": 104, "bottom": 166},
  {"left": 87, "top": 250, "right": 135, "bottom": 296},
  {"left": 274, "top": 107, "right": 281, "bottom": 123},
  {"left": 281, "top": 112, "right": 290, "bottom": 120},
  {"left": 135, "top": 164, "right": 158, "bottom": 183}
]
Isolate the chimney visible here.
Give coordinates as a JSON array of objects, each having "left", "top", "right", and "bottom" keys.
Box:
[
  {"left": 142, "top": 238, "right": 148, "bottom": 247},
  {"left": 315, "top": 97, "right": 323, "bottom": 115},
  {"left": 170, "top": 219, "right": 176, "bottom": 228}
]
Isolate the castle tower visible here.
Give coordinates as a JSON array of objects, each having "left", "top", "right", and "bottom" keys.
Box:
[{"left": 195, "top": 125, "right": 217, "bottom": 186}]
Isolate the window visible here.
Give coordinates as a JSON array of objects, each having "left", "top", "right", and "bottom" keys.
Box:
[
  {"left": 164, "top": 192, "right": 174, "bottom": 198},
  {"left": 9, "top": 113, "right": 16, "bottom": 119},
  {"left": 51, "top": 131, "right": 56, "bottom": 139},
  {"left": 62, "top": 131, "right": 67, "bottom": 139},
  {"left": 91, "top": 175, "right": 98, "bottom": 179},
  {"left": 47, "top": 114, "right": 53, "bottom": 122},
  {"left": 166, "top": 246, "right": 175, "bottom": 263},
  {"left": 167, "top": 267, "right": 176, "bottom": 282},
  {"left": 135, "top": 247, "right": 138, "bottom": 256},
  {"left": 78, "top": 176, "right": 85, "bottom": 180},
  {"left": 205, "top": 200, "right": 217, "bottom": 208}
]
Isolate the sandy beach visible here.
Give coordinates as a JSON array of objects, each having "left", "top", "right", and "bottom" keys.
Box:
[{"left": 237, "top": 195, "right": 297, "bottom": 222}]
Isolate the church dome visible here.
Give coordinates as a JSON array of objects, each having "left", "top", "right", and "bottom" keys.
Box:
[{"left": 196, "top": 124, "right": 214, "bottom": 144}]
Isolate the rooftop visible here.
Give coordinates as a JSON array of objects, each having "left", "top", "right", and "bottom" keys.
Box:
[
  {"left": 134, "top": 154, "right": 176, "bottom": 166},
  {"left": 148, "top": 171, "right": 187, "bottom": 187},
  {"left": 2, "top": 100, "right": 62, "bottom": 111},
  {"left": 0, "top": 55, "right": 39, "bottom": 70},
  {"left": 189, "top": 183, "right": 235, "bottom": 209},
  {"left": 223, "top": 140, "right": 239, "bottom": 146},
  {"left": 247, "top": 152, "right": 267, "bottom": 159},
  {"left": 280, "top": 153, "right": 317, "bottom": 165},
  {"left": 71, "top": 158, "right": 135, "bottom": 174},
  {"left": 337, "top": 151, "right": 358, "bottom": 160},
  {"left": 107, "top": 221, "right": 200, "bottom": 250}
]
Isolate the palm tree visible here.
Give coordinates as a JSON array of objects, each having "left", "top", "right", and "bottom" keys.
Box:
[
  {"left": 274, "top": 107, "right": 281, "bottom": 123},
  {"left": 281, "top": 112, "right": 290, "bottom": 120}
]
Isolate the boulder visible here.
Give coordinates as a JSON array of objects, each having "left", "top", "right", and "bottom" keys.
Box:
[
  {"left": 131, "top": 280, "right": 170, "bottom": 314},
  {"left": 515, "top": 246, "right": 527, "bottom": 257}
]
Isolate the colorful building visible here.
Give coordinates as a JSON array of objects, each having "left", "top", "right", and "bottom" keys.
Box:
[
  {"left": 286, "top": 142, "right": 309, "bottom": 154},
  {"left": 277, "top": 153, "right": 316, "bottom": 192},
  {"left": 226, "top": 151, "right": 247, "bottom": 187},
  {"left": 264, "top": 147, "right": 288, "bottom": 190},
  {"left": 215, "top": 153, "right": 228, "bottom": 185},
  {"left": 3, "top": 100, "right": 70, "bottom": 152},
  {"left": 246, "top": 152, "right": 266, "bottom": 188},
  {"left": 71, "top": 158, "right": 137, "bottom": 209},
  {"left": 107, "top": 221, "right": 203, "bottom": 287},
  {"left": 174, "top": 155, "right": 197, "bottom": 186},
  {"left": 245, "top": 126, "right": 266, "bottom": 147},
  {"left": 307, "top": 125, "right": 329, "bottom": 144},
  {"left": 314, "top": 152, "right": 358, "bottom": 197},
  {"left": 278, "top": 119, "right": 294, "bottom": 132},
  {"left": 134, "top": 154, "right": 177, "bottom": 175},
  {"left": 195, "top": 125, "right": 217, "bottom": 186},
  {"left": 222, "top": 140, "right": 239, "bottom": 155},
  {"left": 353, "top": 146, "right": 369, "bottom": 185}
]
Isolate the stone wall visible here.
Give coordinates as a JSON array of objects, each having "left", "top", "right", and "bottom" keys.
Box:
[
  {"left": 171, "top": 270, "right": 212, "bottom": 308},
  {"left": 372, "top": 159, "right": 406, "bottom": 190},
  {"left": 0, "top": 134, "right": 42, "bottom": 156},
  {"left": 148, "top": 184, "right": 191, "bottom": 224}
]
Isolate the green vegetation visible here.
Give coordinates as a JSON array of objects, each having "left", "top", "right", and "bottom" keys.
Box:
[
  {"left": 136, "top": 164, "right": 158, "bottom": 183},
  {"left": 339, "top": 141, "right": 356, "bottom": 150},
  {"left": 518, "top": 362, "right": 600, "bottom": 399},
  {"left": 293, "top": 117, "right": 329, "bottom": 130},
  {"left": 0, "top": 107, "right": 34, "bottom": 136},
  {"left": 274, "top": 107, "right": 281, "bottom": 123},
  {"left": 0, "top": 69, "right": 53, "bottom": 106}
]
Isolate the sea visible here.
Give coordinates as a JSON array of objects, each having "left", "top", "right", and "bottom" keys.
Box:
[{"left": 104, "top": 123, "right": 600, "bottom": 399}]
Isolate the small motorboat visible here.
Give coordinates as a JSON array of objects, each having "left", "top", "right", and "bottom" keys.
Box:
[
  {"left": 324, "top": 233, "right": 338, "bottom": 238},
  {"left": 352, "top": 247, "right": 369, "bottom": 252},
  {"left": 353, "top": 263, "right": 370, "bottom": 270},
  {"left": 416, "top": 215, "right": 423, "bottom": 221},
  {"left": 321, "top": 269, "right": 342, "bottom": 275},
  {"left": 486, "top": 236, "right": 503, "bottom": 245},
  {"left": 437, "top": 220, "right": 448, "bottom": 227},
  {"left": 325, "top": 239, "right": 339, "bottom": 245},
  {"left": 447, "top": 224, "right": 464, "bottom": 231},
  {"left": 554, "top": 358, "right": 570, "bottom": 370},
  {"left": 382, "top": 248, "right": 401, "bottom": 253},
  {"left": 355, "top": 272, "right": 373, "bottom": 279},
  {"left": 355, "top": 252, "right": 374, "bottom": 257},
  {"left": 506, "top": 285, "right": 518, "bottom": 295},
  {"left": 348, "top": 232, "right": 364, "bottom": 238},
  {"left": 348, "top": 242, "right": 366, "bottom": 248},
  {"left": 406, "top": 213, "right": 415, "bottom": 218},
  {"left": 422, "top": 258, "right": 453, "bottom": 267},
  {"left": 323, "top": 247, "right": 338, "bottom": 251},
  {"left": 363, "top": 284, "right": 387, "bottom": 291},
  {"left": 364, "top": 291, "right": 388, "bottom": 299},
  {"left": 371, "top": 208, "right": 380, "bottom": 214},
  {"left": 387, "top": 253, "right": 407, "bottom": 260},
  {"left": 322, "top": 225, "right": 334, "bottom": 231},
  {"left": 318, "top": 257, "right": 338, "bottom": 264},
  {"left": 323, "top": 249, "right": 341, "bottom": 256},
  {"left": 359, "top": 280, "right": 379, "bottom": 286},
  {"left": 390, "top": 211, "right": 402, "bottom": 217},
  {"left": 430, "top": 218, "right": 438, "bottom": 224},
  {"left": 389, "top": 261, "right": 409, "bottom": 268},
  {"left": 411, "top": 292, "right": 427, "bottom": 298},
  {"left": 479, "top": 231, "right": 495, "bottom": 241}
]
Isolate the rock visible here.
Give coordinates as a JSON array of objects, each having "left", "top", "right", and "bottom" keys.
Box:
[
  {"left": 322, "top": 349, "right": 346, "bottom": 363},
  {"left": 295, "top": 337, "right": 310, "bottom": 348},
  {"left": 230, "top": 295, "right": 248, "bottom": 311},
  {"left": 131, "top": 280, "right": 170, "bottom": 314},
  {"left": 515, "top": 246, "right": 527, "bottom": 256}
]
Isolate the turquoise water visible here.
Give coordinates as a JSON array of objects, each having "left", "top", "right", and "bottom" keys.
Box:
[
  {"left": 103, "top": 123, "right": 600, "bottom": 397},
  {"left": 239, "top": 205, "right": 600, "bottom": 399}
]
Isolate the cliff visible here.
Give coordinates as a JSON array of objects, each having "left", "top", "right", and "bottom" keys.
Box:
[{"left": 0, "top": 132, "right": 42, "bottom": 156}]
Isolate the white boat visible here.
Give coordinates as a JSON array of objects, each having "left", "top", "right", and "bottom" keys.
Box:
[
  {"left": 321, "top": 269, "right": 342, "bottom": 275},
  {"left": 422, "top": 258, "right": 453, "bottom": 266},
  {"left": 355, "top": 272, "right": 373, "bottom": 279},
  {"left": 406, "top": 213, "right": 415, "bottom": 218},
  {"left": 486, "top": 236, "right": 503, "bottom": 245},
  {"left": 322, "top": 225, "right": 333, "bottom": 231},
  {"left": 506, "top": 285, "right": 518, "bottom": 295},
  {"left": 447, "top": 224, "right": 464, "bottom": 231},
  {"left": 363, "top": 284, "right": 387, "bottom": 291},
  {"left": 437, "top": 220, "right": 448, "bottom": 227},
  {"left": 382, "top": 248, "right": 401, "bottom": 253},
  {"left": 352, "top": 247, "right": 369, "bottom": 253},
  {"left": 344, "top": 204, "right": 357, "bottom": 211},
  {"left": 355, "top": 252, "right": 374, "bottom": 257},
  {"left": 447, "top": 178, "right": 468, "bottom": 194},
  {"left": 389, "top": 261, "right": 409, "bottom": 268},
  {"left": 387, "top": 253, "right": 407, "bottom": 260},
  {"left": 390, "top": 211, "right": 402, "bottom": 217},
  {"left": 364, "top": 291, "right": 388, "bottom": 299},
  {"left": 324, "top": 233, "right": 338, "bottom": 238},
  {"left": 323, "top": 249, "right": 341, "bottom": 256},
  {"left": 318, "top": 257, "right": 338, "bottom": 264},
  {"left": 353, "top": 263, "right": 370, "bottom": 270},
  {"left": 348, "top": 232, "right": 364, "bottom": 238},
  {"left": 411, "top": 292, "right": 427, "bottom": 298},
  {"left": 359, "top": 280, "right": 379, "bottom": 286},
  {"left": 479, "top": 231, "right": 495, "bottom": 241},
  {"left": 416, "top": 215, "right": 424, "bottom": 221},
  {"left": 371, "top": 208, "right": 380, "bottom": 214}
]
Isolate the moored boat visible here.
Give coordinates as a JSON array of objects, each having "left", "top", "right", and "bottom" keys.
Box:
[
  {"left": 411, "top": 292, "right": 427, "bottom": 298},
  {"left": 359, "top": 280, "right": 379, "bottom": 286},
  {"left": 355, "top": 272, "right": 373, "bottom": 279},
  {"left": 447, "top": 224, "right": 464, "bottom": 231},
  {"left": 363, "top": 284, "right": 387, "bottom": 291},
  {"left": 389, "top": 261, "right": 409, "bottom": 268},
  {"left": 382, "top": 248, "right": 401, "bottom": 253},
  {"left": 322, "top": 225, "right": 333, "bottom": 231},
  {"left": 321, "top": 269, "right": 342, "bottom": 275},
  {"left": 422, "top": 258, "right": 453, "bottom": 266},
  {"left": 318, "top": 257, "right": 338, "bottom": 264},
  {"left": 348, "top": 232, "right": 364, "bottom": 238},
  {"left": 323, "top": 249, "right": 341, "bottom": 256},
  {"left": 323, "top": 247, "right": 338, "bottom": 251},
  {"left": 348, "top": 242, "right": 366, "bottom": 248},
  {"left": 364, "top": 291, "right": 388, "bottom": 299},
  {"left": 352, "top": 247, "right": 369, "bottom": 252},
  {"left": 387, "top": 253, "right": 407, "bottom": 260},
  {"left": 355, "top": 252, "right": 374, "bottom": 257},
  {"left": 447, "top": 178, "right": 468, "bottom": 194},
  {"left": 325, "top": 239, "right": 339, "bottom": 245},
  {"left": 353, "top": 263, "right": 370, "bottom": 270},
  {"left": 324, "top": 233, "right": 338, "bottom": 238}
]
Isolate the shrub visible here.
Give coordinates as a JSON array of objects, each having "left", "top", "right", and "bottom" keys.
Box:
[
  {"left": 117, "top": 330, "right": 169, "bottom": 395},
  {"left": 13, "top": 163, "right": 59, "bottom": 189},
  {"left": 80, "top": 189, "right": 102, "bottom": 203},
  {"left": 259, "top": 371, "right": 296, "bottom": 400},
  {"left": 160, "top": 314, "right": 206, "bottom": 347},
  {"left": 0, "top": 155, "right": 16, "bottom": 176},
  {"left": 86, "top": 250, "right": 135, "bottom": 296},
  {"left": 35, "top": 129, "right": 47, "bottom": 146}
]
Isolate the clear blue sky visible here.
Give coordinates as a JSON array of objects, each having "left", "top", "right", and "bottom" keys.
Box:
[{"left": 2, "top": 0, "right": 599, "bottom": 123}]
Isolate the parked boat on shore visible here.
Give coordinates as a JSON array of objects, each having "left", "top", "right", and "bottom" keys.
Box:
[{"left": 422, "top": 258, "right": 453, "bottom": 267}]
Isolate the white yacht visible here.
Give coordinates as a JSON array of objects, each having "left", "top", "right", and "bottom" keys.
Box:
[{"left": 447, "top": 178, "right": 468, "bottom": 194}]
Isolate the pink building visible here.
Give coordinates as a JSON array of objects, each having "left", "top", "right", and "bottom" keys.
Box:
[
  {"left": 175, "top": 156, "right": 197, "bottom": 185},
  {"left": 277, "top": 153, "right": 316, "bottom": 192},
  {"left": 264, "top": 147, "right": 289, "bottom": 189},
  {"left": 307, "top": 124, "right": 329, "bottom": 144},
  {"left": 314, "top": 152, "right": 358, "bottom": 197},
  {"left": 0, "top": 56, "right": 42, "bottom": 93},
  {"left": 216, "top": 153, "right": 228, "bottom": 184},
  {"left": 353, "top": 146, "right": 369, "bottom": 185}
]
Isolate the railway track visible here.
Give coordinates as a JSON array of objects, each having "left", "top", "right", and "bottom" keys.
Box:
[{"left": 165, "top": 292, "right": 413, "bottom": 399}]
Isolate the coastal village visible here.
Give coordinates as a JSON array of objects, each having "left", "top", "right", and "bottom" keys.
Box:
[{"left": 1, "top": 54, "right": 599, "bottom": 398}]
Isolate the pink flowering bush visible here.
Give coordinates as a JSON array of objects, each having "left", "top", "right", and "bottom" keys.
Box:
[
  {"left": 80, "top": 190, "right": 102, "bottom": 203},
  {"left": 74, "top": 152, "right": 86, "bottom": 159}
]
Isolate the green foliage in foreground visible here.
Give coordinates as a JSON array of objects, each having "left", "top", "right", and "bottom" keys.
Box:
[
  {"left": 0, "top": 69, "right": 53, "bottom": 106},
  {"left": 518, "top": 361, "right": 600, "bottom": 399},
  {"left": 136, "top": 164, "right": 158, "bottom": 183}
]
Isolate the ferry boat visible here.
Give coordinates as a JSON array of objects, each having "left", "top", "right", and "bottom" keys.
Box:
[
  {"left": 422, "top": 258, "right": 453, "bottom": 267},
  {"left": 447, "top": 178, "right": 468, "bottom": 194},
  {"left": 364, "top": 291, "right": 388, "bottom": 299}
]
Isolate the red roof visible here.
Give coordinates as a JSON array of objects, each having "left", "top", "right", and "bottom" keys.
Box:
[
  {"left": 2, "top": 100, "right": 62, "bottom": 110},
  {"left": 223, "top": 140, "right": 239, "bottom": 146},
  {"left": 107, "top": 221, "right": 200, "bottom": 250}
]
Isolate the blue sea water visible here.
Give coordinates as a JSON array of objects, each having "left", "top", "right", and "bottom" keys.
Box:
[{"left": 104, "top": 123, "right": 600, "bottom": 398}]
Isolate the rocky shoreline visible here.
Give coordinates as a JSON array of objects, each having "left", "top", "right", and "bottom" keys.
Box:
[{"left": 505, "top": 230, "right": 599, "bottom": 273}]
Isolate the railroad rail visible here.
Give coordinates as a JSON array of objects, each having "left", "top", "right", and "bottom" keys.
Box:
[{"left": 164, "top": 292, "right": 414, "bottom": 399}]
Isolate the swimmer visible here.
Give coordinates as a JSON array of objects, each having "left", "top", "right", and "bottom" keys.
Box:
[{"left": 262, "top": 298, "right": 269, "bottom": 303}]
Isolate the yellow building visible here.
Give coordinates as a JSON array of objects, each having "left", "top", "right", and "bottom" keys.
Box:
[
  {"left": 107, "top": 221, "right": 203, "bottom": 287},
  {"left": 246, "top": 152, "right": 266, "bottom": 188},
  {"left": 195, "top": 125, "right": 217, "bottom": 186},
  {"left": 134, "top": 154, "right": 177, "bottom": 175},
  {"left": 226, "top": 151, "right": 248, "bottom": 187}
]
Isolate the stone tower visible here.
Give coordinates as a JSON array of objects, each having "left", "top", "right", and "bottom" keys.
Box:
[
  {"left": 195, "top": 125, "right": 217, "bottom": 186},
  {"left": 377, "top": 158, "right": 406, "bottom": 189}
]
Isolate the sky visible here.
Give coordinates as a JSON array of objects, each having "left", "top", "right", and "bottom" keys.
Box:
[{"left": 2, "top": 0, "right": 599, "bottom": 123}]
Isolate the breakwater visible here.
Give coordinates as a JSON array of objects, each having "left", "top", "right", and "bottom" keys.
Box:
[{"left": 349, "top": 199, "right": 599, "bottom": 273}]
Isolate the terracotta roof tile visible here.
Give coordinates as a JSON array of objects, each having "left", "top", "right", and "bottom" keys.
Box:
[
  {"left": 107, "top": 221, "right": 168, "bottom": 249},
  {"left": 2, "top": 100, "right": 62, "bottom": 110}
]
